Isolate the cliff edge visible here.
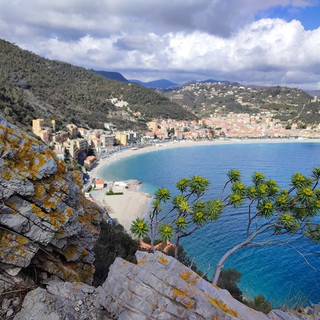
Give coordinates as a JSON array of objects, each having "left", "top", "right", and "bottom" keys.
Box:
[{"left": 0, "top": 115, "right": 103, "bottom": 292}]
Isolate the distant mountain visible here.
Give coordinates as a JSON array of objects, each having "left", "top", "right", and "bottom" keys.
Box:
[
  {"left": 130, "top": 79, "right": 179, "bottom": 89},
  {"left": 0, "top": 39, "right": 196, "bottom": 131},
  {"left": 93, "top": 70, "right": 128, "bottom": 82}
]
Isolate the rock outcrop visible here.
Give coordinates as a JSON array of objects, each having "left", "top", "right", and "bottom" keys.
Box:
[
  {"left": 15, "top": 251, "right": 272, "bottom": 320},
  {"left": 0, "top": 115, "right": 103, "bottom": 288}
]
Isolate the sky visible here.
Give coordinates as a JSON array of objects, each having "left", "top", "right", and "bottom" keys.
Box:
[{"left": 1, "top": 0, "right": 320, "bottom": 89}]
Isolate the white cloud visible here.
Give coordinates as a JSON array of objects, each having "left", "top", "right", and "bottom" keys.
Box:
[{"left": 0, "top": 0, "right": 319, "bottom": 87}]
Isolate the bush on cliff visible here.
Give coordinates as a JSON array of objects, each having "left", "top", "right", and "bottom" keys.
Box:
[{"left": 93, "top": 221, "right": 139, "bottom": 286}]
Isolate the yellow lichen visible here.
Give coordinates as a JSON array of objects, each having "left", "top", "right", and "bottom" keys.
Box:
[
  {"left": 66, "top": 208, "right": 73, "bottom": 217},
  {"left": 180, "top": 271, "right": 198, "bottom": 285},
  {"left": 206, "top": 296, "right": 238, "bottom": 317},
  {"left": 137, "top": 258, "right": 147, "bottom": 265},
  {"left": 31, "top": 204, "right": 65, "bottom": 229},
  {"left": 63, "top": 245, "right": 79, "bottom": 260},
  {"left": 158, "top": 254, "right": 168, "bottom": 264},
  {"left": 42, "top": 196, "right": 57, "bottom": 209},
  {"left": 70, "top": 171, "right": 83, "bottom": 189},
  {"left": 1, "top": 169, "right": 13, "bottom": 180},
  {"left": 211, "top": 284, "right": 221, "bottom": 290},
  {"left": 16, "top": 235, "right": 28, "bottom": 244},
  {"left": 33, "top": 182, "right": 45, "bottom": 200},
  {"left": 172, "top": 287, "right": 194, "bottom": 309}
]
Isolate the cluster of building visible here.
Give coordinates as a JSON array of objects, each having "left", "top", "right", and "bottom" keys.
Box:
[
  {"left": 147, "top": 112, "right": 320, "bottom": 139},
  {"left": 32, "top": 119, "right": 142, "bottom": 166},
  {"left": 32, "top": 109, "right": 320, "bottom": 169}
]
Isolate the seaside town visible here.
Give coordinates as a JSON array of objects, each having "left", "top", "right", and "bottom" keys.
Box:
[{"left": 32, "top": 110, "right": 320, "bottom": 169}]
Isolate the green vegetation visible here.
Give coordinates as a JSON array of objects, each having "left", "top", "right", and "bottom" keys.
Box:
[
  {"left": 165, "top": 82, "right": 319, "bottom": 125},
  {"left": 0, "top": 39, "right": 195, "bottom": 131},
  {"left": 244, "top": 295, "right": 272, "bottom": 314},
  {"left": 217, "top": 269, "right": 243, "bottom": 302},
  {"left": 105, "top": 189, "right": 123, "bottom": 195},
  {"left": 131, "top": 167, "right": 320, "bottom": 287},
  {"left": 93, "top": 221, "right": 139, "bottom": 286},
  {"left": 217, "top": 268, "right": 272, "bottom": 314},
  {"left": 131, "top": 175, "right": 223, "bottom": 258}
]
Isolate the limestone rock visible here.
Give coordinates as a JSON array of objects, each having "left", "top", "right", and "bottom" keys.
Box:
[
  {"left": 14, "top": 280, "right": 112, "bottom": 320},
  {"left": 268, "top": 308, "right": 320, "bottom": 320},
  {"left": 0, "top": 116, "right": 103, "bottom": 284},
  {"left": 98, "top": 250, "right": 270, "bottom": 320}
]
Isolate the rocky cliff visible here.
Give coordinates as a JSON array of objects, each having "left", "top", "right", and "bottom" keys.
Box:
[
  {"left": 14, "top": 250, "right": 318, "bottom": 320},
  {"left": 0, "top": 114, "right": 104, "bottom": 293}
]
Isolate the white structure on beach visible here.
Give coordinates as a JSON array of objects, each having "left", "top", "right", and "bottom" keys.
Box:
[{"left": 114, "top": 181, "right": 128, "bottom": 188}]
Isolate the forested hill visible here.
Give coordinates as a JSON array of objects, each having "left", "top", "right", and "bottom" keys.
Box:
[
  {"left": 0, "top": 39, "right": 195, "bottom": 131},
  {"left": 165, "top": 82, "right": 320, "bottom": 125}
]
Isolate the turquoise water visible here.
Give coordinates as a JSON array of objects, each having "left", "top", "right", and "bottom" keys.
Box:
[{"left": 101, "top": 142, "right": 320, "bottom": 307}]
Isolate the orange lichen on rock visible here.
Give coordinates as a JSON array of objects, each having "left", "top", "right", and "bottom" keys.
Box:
[
  {"left": 63, "top": 245, "right": 79, "bottom": 260},
  {"left": 70, "top": 171, "right": 83, "bottom": 189},
  {"left": 211, "top": 284, "right": 221, "bottom": 290},
  {"left": 42, "top": 196, "right": 57, "bottom": 210},
  {"left": 0, "top": 230, "right": 29, "bottom": 261},
  {"left": 1, "top": 169, "right": 13, "bottom": 180},
  {"left": 31, "top": 203, "right": 65, "bottom": 229},
  {"left": 172, "top": 287, "right": 195, "bottom": 309},
  {"left": 66, "top": 208, "right": 73, "bottom": 217},
  {"left": 180, "top": 271, "right": 198, "bottom": 285},
  {"left": 78, "top": 196, "right": 101, "bottom": 234},
  {"left": 206, "top": 296, "right": 238, "bottom": 317},
  {"left": 137, "top": 258, "right": 147, "bottom": 265},
  {"left": 158, "top": 254, "right": 168, "bottom": 264},
  {"left": 33, "top": 181, "right": 45, "bottom": 200}
]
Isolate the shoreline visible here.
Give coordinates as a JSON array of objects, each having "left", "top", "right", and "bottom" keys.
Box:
[
  {"left": 89, "top": 137, "right": 320, "bottom": 232},
  {"left": 91, "top": 137, "right": 320, "bottom": 179}
]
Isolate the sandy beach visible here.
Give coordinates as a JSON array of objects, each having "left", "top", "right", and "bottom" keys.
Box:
[
  {"left": 90, "top": 180, "right": 152, "bottom": 232},
  {"left": 89, "top": 137, "right": 320, "bottom": 232}
]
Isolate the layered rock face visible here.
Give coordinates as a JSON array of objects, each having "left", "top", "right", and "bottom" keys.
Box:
[
  {"left": 15, "top": 251, "right": 272, "bottom": 320},
  {"left": 0, "top": 115, "right": 103, "bottom": 288},
  {"left": 16, "top": 250, "right": 314, "bottom": 320}
]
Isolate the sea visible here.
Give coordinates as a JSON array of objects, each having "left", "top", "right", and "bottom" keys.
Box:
[{"left": 101, "top": 142, "right": 320, "bottom": 308}]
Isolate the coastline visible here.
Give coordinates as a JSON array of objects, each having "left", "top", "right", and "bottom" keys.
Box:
[
  {"left": 91, "top": 137, "right": 320, "bottom": 179},
  {"left": 89, "top": 137, "right": 320, "bottom": 232}
]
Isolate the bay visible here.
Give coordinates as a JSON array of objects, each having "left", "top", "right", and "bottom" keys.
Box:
[{"left": 101, "top": 142, "right": 320, "bottom": 307}]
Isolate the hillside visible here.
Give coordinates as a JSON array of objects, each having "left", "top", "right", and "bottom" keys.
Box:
[
  {"left": 93, "top": 70, "right": 128, "bottom": 82},
  {"left": 0, "top": 39, "right": 195, "bottom": 132},
  {"left": 164, "top": 82, "right": 320, "bottom": 125}
]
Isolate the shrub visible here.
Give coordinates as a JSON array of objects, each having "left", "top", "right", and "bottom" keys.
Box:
[{"left": 93, "top": 221, "right": 139, "bottom": 286}]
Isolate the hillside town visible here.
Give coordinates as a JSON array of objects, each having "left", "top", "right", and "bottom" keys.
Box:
[{"left": 32, "top": 110, "right": 320, "bottom": 169}]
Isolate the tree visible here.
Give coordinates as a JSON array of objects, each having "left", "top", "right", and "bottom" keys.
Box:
[
  {"left": 131, "top": 167, "right": 320, "bottom": 285},
  {"left": 131, "top": 175, "right": 223, "bottom": 258},
  {"left": 211, "top": 167, "right": 320, "bottom": 285}
]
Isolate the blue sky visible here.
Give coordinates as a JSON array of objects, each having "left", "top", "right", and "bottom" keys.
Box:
[
  {"left": 0, "top": 0, "right": 320, "bottom": 89},
  {"left": 256, "top": 2, "right": 320, "bottom": 30}
]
